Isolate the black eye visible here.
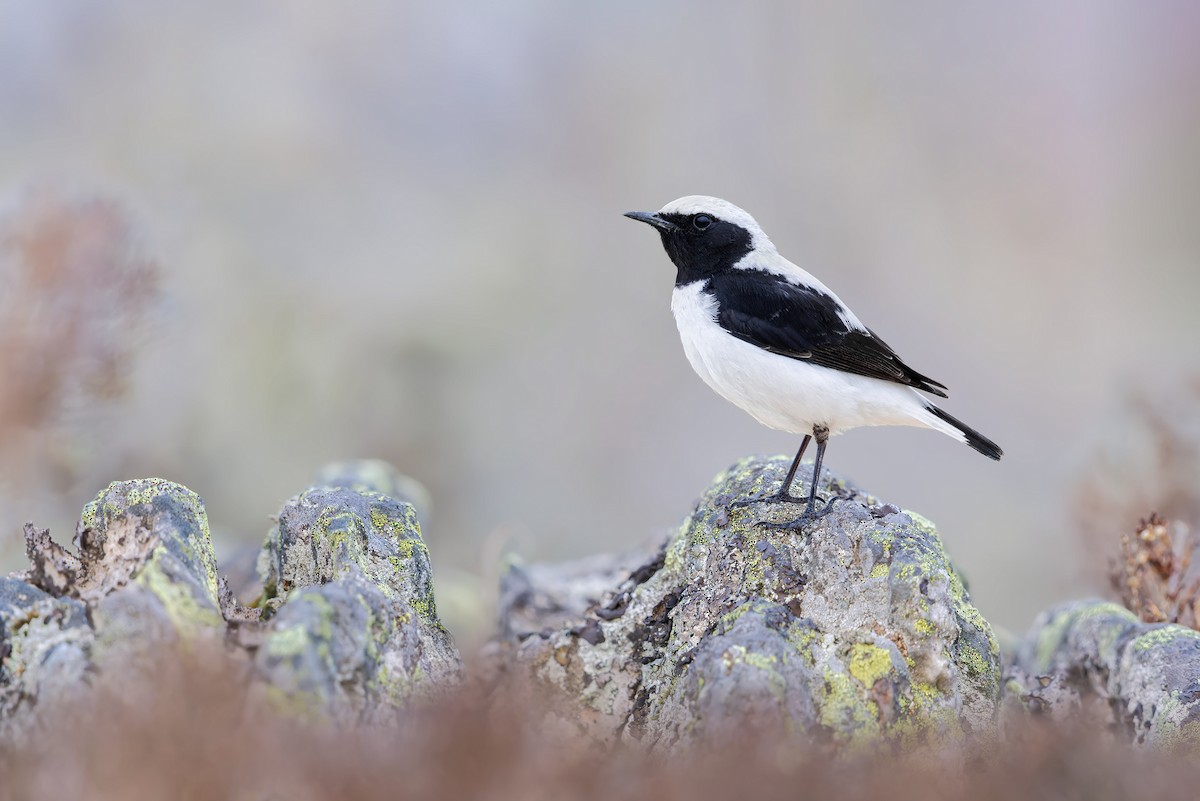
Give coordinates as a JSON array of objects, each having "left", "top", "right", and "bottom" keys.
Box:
[{"left": 692, "top": 214, "right": 712, "bottom": 231}]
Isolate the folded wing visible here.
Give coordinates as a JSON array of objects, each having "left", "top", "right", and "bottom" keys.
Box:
[{"left": 709, "top": 270, "right": 949, "bottom": 398}]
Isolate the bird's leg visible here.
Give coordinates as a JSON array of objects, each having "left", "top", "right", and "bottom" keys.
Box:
[
  {"left": 761, "top": 425, "right": 838, "bottom": 530},
  {"left": 727, "top": 435, "right": 811, "bottom": 509},
  {"left": 775, "top": 435, "right": 811, "bottom": 503}
]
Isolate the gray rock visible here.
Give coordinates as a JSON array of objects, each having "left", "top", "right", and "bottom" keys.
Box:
[
  {"left": 2, "top": 479, "right": 226, "bottom": 733},
  {"left": 496, "top": 455, "right": 1001, "bottom": 749},
  {"left": 1012, "top": 599, "right": 1200, "bottom": 747},
  {"left": 0, "top": 577, "right": 92, "bottom": 733},
  {"left": 255, "top": 486, "right": 462, "bottom": 720},
  {"left": 313, "top": 459, "right": 433, "bottom": 526},
  {"left": 2, "top": 467, "right": 461, "bottom": 733},
  {"left": 77, "top": 479, "right": 226, "bottom": 651}
]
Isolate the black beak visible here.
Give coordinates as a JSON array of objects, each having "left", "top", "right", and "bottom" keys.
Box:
[{"left": 624, "top": 211, "right": 679, "bottom": 232}]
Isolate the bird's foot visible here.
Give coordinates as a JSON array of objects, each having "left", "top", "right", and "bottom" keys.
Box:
[
  {"left": 727, "top": 490, "right": 811, "bottom": 511},
  {"left": 758, "top": 496, "right": 839, "bottom": 531}
]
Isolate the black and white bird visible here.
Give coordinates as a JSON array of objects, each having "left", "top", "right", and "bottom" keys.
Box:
[{"left": 625, "top": 195, "right": 1001, "bottom": 528}]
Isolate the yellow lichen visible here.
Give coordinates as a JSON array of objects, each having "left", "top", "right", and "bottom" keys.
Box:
[
  {"left": 134, "top": 548, "right": 224, "bottom": 632},
  {"left": 820, "top": 671, "right": 880, "bottom": 745},
  {"left": 846, "top": 643, "right": 892, "bottom": 688}
]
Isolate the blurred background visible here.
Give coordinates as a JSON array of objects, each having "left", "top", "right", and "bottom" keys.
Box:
[{"left": 1, "top": 1, "right": 1198, "bottom": 645}]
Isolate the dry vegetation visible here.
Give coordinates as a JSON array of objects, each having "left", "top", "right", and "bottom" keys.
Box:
[
  {"left": 1111, "top": 513, "right": 1200, "bottom": 627},
  {"left": 1075, "top": 380, "right": 1200, "bottom": 626},
  {"left": 0, "top": 648, "right": 1196, "bottom": 801},
  {"left": 0, "top": 191, "right": 158, "bottom": 489}
]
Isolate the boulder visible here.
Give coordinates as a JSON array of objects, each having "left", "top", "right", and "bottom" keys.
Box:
[
  {"left": 255, "top": 485, "right": 462, "bottom": 719},
  {"left": 1012, "top": 599, "right": 1200, "bottom": 747},
  {"left": 1, "top": 466, "right": 461, "bottom": 733},
  {"left": 496, "top": 455, "right": 1001, "bottom": 749}
]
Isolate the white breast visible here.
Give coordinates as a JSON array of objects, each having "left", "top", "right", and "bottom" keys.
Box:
[{"left": 669, "top": 281, "right": 935, "bottom": 437}]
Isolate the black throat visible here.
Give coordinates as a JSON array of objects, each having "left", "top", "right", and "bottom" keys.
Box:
[{"left": 655, "top": 213, "right": 754, "bottom": 286}]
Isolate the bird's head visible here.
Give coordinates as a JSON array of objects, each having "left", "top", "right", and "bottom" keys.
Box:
[{"left": 624, "top": 196, "right": 774, "bottom": 282}]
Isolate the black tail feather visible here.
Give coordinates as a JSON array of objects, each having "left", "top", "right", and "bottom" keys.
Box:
[{"left": 926, "top": 405, "right": 1002, "bottom": 460}]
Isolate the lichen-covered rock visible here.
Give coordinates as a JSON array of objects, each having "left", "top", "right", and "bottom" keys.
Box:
[
  {"left": 1012, "top": 599, "right": 1200, "bottom": 747},
  {"left": 0, "top": 577, "right": 92, "bottom": 733},
  {"left": 255, "top": 486, "right": 461, "bottom": 720},
  {"left": 313, "top": 459, "right": 433, "bottom": 526},
  {"left": 77, "top": 479, "right": 225, "bottom": 649},
  {"left": 3, "top": 468, "right": 461, "bottom": 734},
  {"left": 497, "top": 456, "right": 1001, "bottom": 749},
  {"left": 3, "top": 479, "right": 224, "bottom": 732}
]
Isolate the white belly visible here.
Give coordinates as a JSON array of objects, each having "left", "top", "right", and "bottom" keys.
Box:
[{"left": 670, "top": 282, "right": 934, "bottom": 437}]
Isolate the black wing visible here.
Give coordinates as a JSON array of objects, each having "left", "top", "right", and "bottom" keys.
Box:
[{"left": 708, "top": 270, "right": 949, "bottom": 398}]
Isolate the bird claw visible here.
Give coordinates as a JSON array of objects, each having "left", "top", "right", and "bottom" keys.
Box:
[
  {"left": 726, "top": 491, "right": 811, "bottom": 511},
  {"left": 757, "top": 496, "right": 839, "bottom": 531}
]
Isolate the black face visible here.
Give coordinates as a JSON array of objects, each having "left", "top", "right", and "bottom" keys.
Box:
[{"left": 627, "top": 211, "right": 754, "bottom": 286}]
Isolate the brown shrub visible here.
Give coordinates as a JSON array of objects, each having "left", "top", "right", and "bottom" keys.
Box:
[
  {"left": 1, "top": 648, "right": 1198, "bottom": 801},
  {"left": 1110, "top": 513, "right": 1200, "bottom": 627},
  {"left": 0, "top": 191, "right": 158, "bottom": 487},
  {"left": 1075, "top": 380, "right": 1200, "bottom": 608}
]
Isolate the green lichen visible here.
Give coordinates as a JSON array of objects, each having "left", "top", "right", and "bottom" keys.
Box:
[
  {"left": 739, "top": 649, "right": 780, "bottom": 673},
  {"left": 1129, "top": 624, "right": 1200, "bottom": 653},
  {"left": 1149, "top": 693, "right": 1200, "bottom": 749},
  {"left": 956, "top": 642, "right": 993, "bottom": 680},
  {"left": 889, "top": 676, "right": 963, "bottom": 748},
  {"left": 410, "top": 593, "right": 442, "bottom": 629},
  {"left": 263, "top": 616, "right": 320, "bottom": 661},
  {"left": 847, "top": 643, "right": 892, "bottom": 688},
  {"left": 81, "top": 479, "right": 222, "bottom": 605},
  {"left": 904, "top": 511, "right": 939, "bottom": 538},
  {"left": 946, "top": 569, "right": 993, "bottom": 646},
  {"left": 370, "top": 507, "right": 393, "bottom": 537},
  {"left": 262, "top": 683, "right": 328, "bottom": 723},
  {"left": 664, "top": 532, "right": 688, "bottom": 573},
  {"left": 869, "top": 563, "right": 889, "bottom": 579},
  {"left": 315, "top": 506, "right": 369, "bottom": 568},
  {"left": 134, "top": 548, "right": 224, "bottom": 632},
  {"left": 1031, "top": 602, "right": 1137, "bottom": 672},
  {"left": 268, "top": 593, "right": 337, "bottom": 654},
  {"left": 820, "top": 671, "right": 881, "bottom": 745},
  {"left": 375, "top": 660, "right": 413, "bottom": 706},
  {"left": 784, "top": 625, "right": 821, "bottom": 666},
  {"left": 717, "top": 645, "right": 788, "bottom": 703}
]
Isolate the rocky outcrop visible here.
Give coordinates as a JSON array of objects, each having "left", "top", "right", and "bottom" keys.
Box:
[
  {"left": 19, "top": 455, "right": 1200, "bottom": 755},
  {"left": 496, "top": 455, "right": 1002, "bottom": 749},
  {"left": 252, "top": 484, "right": 461, "bottom": 718},
  {"left": 1, "top": 463, "right": 461, "bottom": 733},
  {"left": 1010, "top": 600, "right": 1200, "bottom": 747}
]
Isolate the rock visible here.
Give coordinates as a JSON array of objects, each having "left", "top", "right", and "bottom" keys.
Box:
[
  {"left": 313, "top": 459, "right": 433, "bottom": 526},
  {"left": 255, "top": 486, "right": 462, "bottom": 720},
  {"left": 0, "top": 577, "right": 91, "bottom": 734},
  {"left": 496, "top": 455, "right": 1001, "bottom": 749},
  {"left": 77, "top": 479, "right": 226, "bottom": 648},
  {"left": 1, "top": 466, "right": 461, "bottom": 732},
  {"left": 1012, "top": 599, "right": 1200, "bottom": 747}
]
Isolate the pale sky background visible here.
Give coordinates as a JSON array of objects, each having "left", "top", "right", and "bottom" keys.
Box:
[{"left": 1, "top": 2, "right": 1198, "bottom": 641}]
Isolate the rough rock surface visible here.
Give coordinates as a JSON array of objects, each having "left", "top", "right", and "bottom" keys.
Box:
[
  {"left": 1, "top": 463, "right": 461, "bottom": 733},
  {"left": 254, "top": 484, "right": 462, "bottom": 719},
  {"left": 313, "top": 459, "right": 433, "bottom": 526},
  {"left": 2, "top": 479, "right": 224, "bottom": 732},
  {"left": 0, "top": 577, "right": 91, "bottom": 731},
  {"left": 1011, "top": 599, "right": 1200, "bottom": 747},
  {"left": 496, "top": 455, "right": 1001, "bottom": 749}
]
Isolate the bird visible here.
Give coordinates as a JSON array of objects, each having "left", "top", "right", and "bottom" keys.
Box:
[{"left": 624, "top": 195, "right": 1001, "bottom": 529}]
